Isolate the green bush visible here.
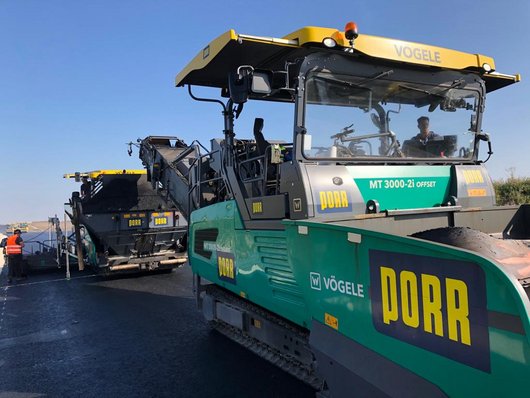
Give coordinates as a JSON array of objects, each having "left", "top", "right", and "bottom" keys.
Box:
[{"left": 493, "top": 178, "right": 530, "bottom": 205}]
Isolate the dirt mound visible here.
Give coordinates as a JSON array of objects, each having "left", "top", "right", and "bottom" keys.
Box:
[{"left": 29, "top": 220, "right": 72, "bottom": 232}]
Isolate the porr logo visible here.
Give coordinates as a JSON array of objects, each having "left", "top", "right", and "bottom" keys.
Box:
[
  {"left": 369, "top": 249, "right": 490, "bottom": 372},
  {"left": 317, "top": 190, "right": 352, "bottom": 213},
  {"left": 252, "top": 201, "right": 263, "bottom": 214}
]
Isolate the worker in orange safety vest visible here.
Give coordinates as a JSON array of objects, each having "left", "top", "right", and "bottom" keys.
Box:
[{"left": 6, "top": 229, "right": 24, "bottom": 284}]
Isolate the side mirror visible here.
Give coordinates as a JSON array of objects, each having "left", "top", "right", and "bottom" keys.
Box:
[
  {"left": 251, "top": 71, "right": 272, "bottom": 95},
  {"left": 228, "top": 67, "right": 273, "bottom": 104},
  {"left": 370, "top": 113, "right": 382, "bottom": 129}
]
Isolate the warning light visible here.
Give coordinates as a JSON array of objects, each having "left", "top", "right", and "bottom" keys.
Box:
[{"left": 345, "top": 21, "right": 359, "bottom": 41}]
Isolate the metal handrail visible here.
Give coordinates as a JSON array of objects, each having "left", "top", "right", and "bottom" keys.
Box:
[
  {"left": 23, "top": 238, "right": 59, "bottom": 255},
  {"left": 186, "top": 147, "right": 226, "bottom": 211},
  {"left": 237, "top": 143, "right": 288, "bottom": 196}
]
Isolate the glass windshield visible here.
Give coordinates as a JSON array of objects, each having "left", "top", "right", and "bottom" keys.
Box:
[{"left": 303, "top": 69, "right": 481, "bottom": 161}]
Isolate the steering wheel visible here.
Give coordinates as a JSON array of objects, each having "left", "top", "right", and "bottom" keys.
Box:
[{"left": 330, "top": 123, "right": 354, "bottom": 141}]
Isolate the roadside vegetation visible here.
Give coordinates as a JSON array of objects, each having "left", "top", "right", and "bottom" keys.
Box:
[{"left": 494, "top": 177, "right": 530, "bottom": 205}]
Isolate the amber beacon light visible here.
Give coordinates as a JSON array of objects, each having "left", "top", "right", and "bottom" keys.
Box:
[{"left": 345, "top": 21, "right": 358, "bottom": 42}]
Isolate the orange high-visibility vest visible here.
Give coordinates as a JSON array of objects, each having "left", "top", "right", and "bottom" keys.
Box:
[{"left": 6, "top": 235, "right": 22, "bottom": 255}]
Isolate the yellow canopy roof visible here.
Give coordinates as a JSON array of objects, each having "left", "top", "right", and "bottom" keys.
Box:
[
  {"left": 176, "top": 26, "right": 520, "bottom": 93},
  {"left": 63, "top": 169, "right": 147, "bottom": 179}
]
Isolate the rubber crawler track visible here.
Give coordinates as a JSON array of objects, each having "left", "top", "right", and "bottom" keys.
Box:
[{"left": 205, "top": 284, "right": 324, "bottom": 390}]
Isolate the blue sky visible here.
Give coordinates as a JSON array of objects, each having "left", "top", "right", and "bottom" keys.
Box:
[{"left": 1, "top": 0, "right": 529, "bottom": 223}]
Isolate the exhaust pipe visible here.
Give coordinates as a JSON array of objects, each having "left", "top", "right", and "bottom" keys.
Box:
[
  {"left": 160, "top": 257, "right": 188, "bottom": 266},
  {"left": 109, "top": 264, "right": 141, "bottom": 271},
  {"left": 108, "top": 257, "right": 187, "bottom": 271}
]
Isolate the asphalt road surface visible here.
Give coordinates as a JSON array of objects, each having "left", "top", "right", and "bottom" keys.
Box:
[{"left": 0, "top": 263, "right": 315, "bottom": 398}]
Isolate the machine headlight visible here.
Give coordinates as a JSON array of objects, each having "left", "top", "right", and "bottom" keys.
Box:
[{"left": 322, "top": 37, "right": 337, "bottom": 48}]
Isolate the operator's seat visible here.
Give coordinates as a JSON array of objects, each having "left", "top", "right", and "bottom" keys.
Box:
[
  {"left": 252, "top": 117, "right": 279, "bottom": 196},
  {"left": 254, "top": 118, "right": 269, "bottom": 157}
]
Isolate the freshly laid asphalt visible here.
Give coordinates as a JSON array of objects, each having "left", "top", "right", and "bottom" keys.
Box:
[{"left": 0, "top": 262, "right": 314, "bottom": 398}]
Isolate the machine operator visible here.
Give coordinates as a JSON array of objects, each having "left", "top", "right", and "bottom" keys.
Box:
[{"left": 412, "top": 116, "right": 440, "bottom": 144}]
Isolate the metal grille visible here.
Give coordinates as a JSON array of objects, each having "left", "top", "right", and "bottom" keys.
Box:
[
  {"left": 256, "top": 235, "right": 305, "bottom": 306},
  {"left": 194, "top": 228, "right": 219, "bottom": 259}
]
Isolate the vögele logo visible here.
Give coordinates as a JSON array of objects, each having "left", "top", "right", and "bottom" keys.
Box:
[{"left": 310, "top": 272, "right": 321, "bottom": 290}]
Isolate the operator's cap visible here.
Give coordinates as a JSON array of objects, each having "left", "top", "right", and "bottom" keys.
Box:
[{"left": 14, "top": 229, "right": 21, "bottom": 234}]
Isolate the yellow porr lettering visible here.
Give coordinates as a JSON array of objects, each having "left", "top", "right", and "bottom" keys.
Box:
[
  {"left": 463, "top": 169, "right": 484, "bottom": 184},
  {"left": 129, "top": 219, "right": 142, "bottom": 227},
  {"left": 463, "top": 170, "right": 472, "bottom": 184},
  {"left": 475, "top": 170, "right": 484, "bottom": 184},
  {"left": 333, "top": 191, "right": 341, "bottom": 207},
  {"left": 252, "top": 202, "right": 263, "bottom": 213},
  {"left": 218, "top": 256, "right": 235, "bottom": 280},
  {"left": 421, "top": 274, "right": 444, "bottom": 337},
  {"left": 381, "top": 266, "right": 398, "bottom": 325},
  {"left": 229, "top": 259, "right": 234, "bottom": 278},
  {"left": 319, "top": 190, "right": 349, "bottom": 211},
  {"left": 340, "top": 191, "right": 348, "bottom": 207},
  {"left": 319, "top": 191, "right": 327, "bottom": 210},
  {"left": 446, "top": 278, "right": 471, "bottom": 345},
  {"left": 379, "top": 267, "right": 473, "bottom": 346},
  {"left": 219, "top": 257, "right": 225, "bottom": 276},
  {"left": 326, "top": 192, "right": 335, "bottom": 209},
  {"left": 400, "top": 271, "right": 419, "bottom": 328}
]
